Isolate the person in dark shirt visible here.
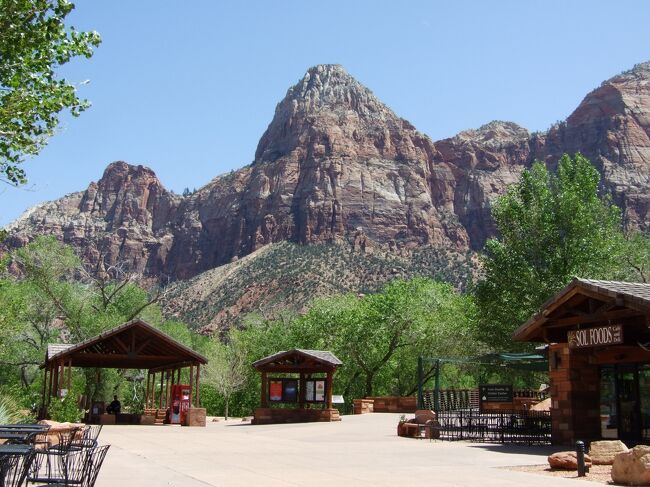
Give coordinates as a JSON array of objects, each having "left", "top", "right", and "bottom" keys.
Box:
[{"left": 106, "top": 395, "right": 121, "bottom": 415}]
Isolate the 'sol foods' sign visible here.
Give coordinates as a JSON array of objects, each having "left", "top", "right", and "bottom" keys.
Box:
[{"left": 568, "top": 324, "right": 623, "bottom": 349}]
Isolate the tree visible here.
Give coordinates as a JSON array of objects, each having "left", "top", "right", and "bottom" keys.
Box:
[
  {"left": 0, "top": 0, "right": 101, "bottom": 185},
  {"left": 474, "top": 153, "right": 625, "bottom": 348},
  {"left": 203, "top": 334, "right": 248, "bottom": 420}
]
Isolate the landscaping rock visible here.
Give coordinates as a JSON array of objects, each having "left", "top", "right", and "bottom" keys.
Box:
[
  {"left": 589, "top": 440, "right": 628, "bottom": 465},
  {"left": 548, "top": 451, "right": 592, "bottom": 470},
  {"left": 611, "top": 445, "right": 650, "bottom": 485}
]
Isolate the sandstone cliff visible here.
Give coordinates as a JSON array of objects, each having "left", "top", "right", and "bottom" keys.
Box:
[{"left": 5, "top": 62, "right": 650, "bottom": 288}]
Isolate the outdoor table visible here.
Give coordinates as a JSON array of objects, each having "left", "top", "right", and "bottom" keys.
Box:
[
  {"left": 0, "top": 424, "right": 49, "bottom": 430},
  {"left": 0, "top": 431, "right": 33, "bottom": 443},
  {"left": 0, "top": 444, "right": 33, "bottom": 456}
]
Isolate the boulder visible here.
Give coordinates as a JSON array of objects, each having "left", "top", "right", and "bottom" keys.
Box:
[
  {"left": 589, "top": 440, "right": 628, "bottom": 465},
  {"left": 612, "top": 445, "right": 650, "bottom": 485},
  {"left": 548, "top": 451, "right": 592, "bottom": 470}
]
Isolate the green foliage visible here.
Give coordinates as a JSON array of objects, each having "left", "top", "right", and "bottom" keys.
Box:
[
  {"left": 48, "top": 394, "right": 83, "bottom": 423},
  {"left": 0, "top": 393, "right": 28, "bottom": 424},
  {"left": 0, "top": 0, "right": 101, "bottom": 185},
  {"left": 203, "top": 335, "right": 248, "bottom": 419},
  {"left": 0, "top": 236, "right": 195, "bottom": 410},
  {"left": 227, "top": 277, "right": 479, "bottom": 415},
  {"left": 475, "top": 153, "right": 626, "bottom": 348}
]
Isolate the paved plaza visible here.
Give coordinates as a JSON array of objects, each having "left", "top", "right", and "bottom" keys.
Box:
[{"left": 95, "top": 413, "right": 587, "bottom": 487}]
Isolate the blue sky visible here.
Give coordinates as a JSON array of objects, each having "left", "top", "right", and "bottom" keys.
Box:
[{"left": 2, "top": 0, "right": 650, "bottom": 226}]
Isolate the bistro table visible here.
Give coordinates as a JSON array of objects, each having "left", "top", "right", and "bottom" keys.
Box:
[
  {"left": 0, "top": 444, "right": 33, "bottom": 456},
  {"left": 0, "top": 424, "right": 49, "bottom": 430},
  {"left": 0, "top": 431, "right": 34, "bottom": 443}
]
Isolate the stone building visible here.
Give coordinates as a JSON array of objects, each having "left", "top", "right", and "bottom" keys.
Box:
[{"left": 514, "top": 279, "right": 650, "bottom": 445}]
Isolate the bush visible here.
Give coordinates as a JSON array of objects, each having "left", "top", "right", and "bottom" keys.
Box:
[
  {"left": 48, "top": 395, "right": 83, "bottom": 423},
  {"left": 0, "top": 395, "right": 28, "bottom": 424}
]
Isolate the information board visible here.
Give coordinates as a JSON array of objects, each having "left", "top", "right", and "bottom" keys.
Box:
[{"left": 479, "top": 384, "right": 513, "bottom": 404}]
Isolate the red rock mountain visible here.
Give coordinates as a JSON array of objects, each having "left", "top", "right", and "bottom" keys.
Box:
[{"left": 5, "top": 63, "right": 650, "bottom": 282}]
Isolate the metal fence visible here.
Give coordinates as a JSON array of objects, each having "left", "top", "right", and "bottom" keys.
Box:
[
  {"left": 422, "top": 389, "right": 478, "bottom": 411},
  {"left": 435, "top": 408, "right": 551, "bottom": 445}
]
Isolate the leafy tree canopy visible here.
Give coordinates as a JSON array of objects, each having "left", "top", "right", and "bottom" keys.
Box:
[
  {"left": 474, "top": 153, "right": 627, "bottom": 349},
  {"left": 0, "top": 0, "right": 101, "bottom": 185}
]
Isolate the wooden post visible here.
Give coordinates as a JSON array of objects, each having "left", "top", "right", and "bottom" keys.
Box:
[
  {"left": 145, "top": 372, "right": 151, "bottom": 409},
  {"left": 189, "top": 365, "right": 194, "bottom": 407},
  {"left": 299, "top": 372, "right": 305, "bottom": 409},
  {"left": 195, "top": 364, "right": 201, "bottom": 407},
  {"left": 326, "top": 371, "right": 333, "bottom": 409},
  {"left": 41, "top": 368, "right": 48, "bottom": 414},
  {"left": 47, "top": 366, "right": 53, "bottom": 399},
  {"left": 66, "top": 360, "right": 72, "bottom": 393},
  {"left": 57, "top": 362, "right": 64, "bottom": 398},
  {"left": 149, "top": 372, "right": 154, "bottom": 409},
  {"left": 261, "top": 371, "right": 268, "bottom": 408},
  {"left": 159, "top": 371, "right": 164, "bottom": 409},
  {"left": 165, "top": 370, "right": 171, "bottom": 409}
]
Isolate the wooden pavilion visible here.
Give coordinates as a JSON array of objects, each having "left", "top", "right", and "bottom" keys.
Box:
[
  {"left": 513, "top": 278, "right": 650, "bottom": 444},
  {"left": 41, "top": 319, "right": 208, "bottom": 426},
  {"left": 252, "top": 349, "right": 342, "bottom": 424}
]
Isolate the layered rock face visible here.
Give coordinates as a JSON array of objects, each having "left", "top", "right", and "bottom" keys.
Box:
[{"left": 5, "top": 62, "right": 650, "bottom": 280}]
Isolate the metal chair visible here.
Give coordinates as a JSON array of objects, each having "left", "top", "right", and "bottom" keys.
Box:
[
  {"left": 0, "top": 449, "right": 36, "bottom": 487},
  {"left": 83, "top": 445, "right": 110, "bottom": 487},
  {"left": 29, "top": 444, "right": 110, "bottom": 487},
  {"left": 28, "top": 427, "right": 83, "bottom": 485},
  {"left": 71, "top": 425, "right": 103, "bottom": 450}
]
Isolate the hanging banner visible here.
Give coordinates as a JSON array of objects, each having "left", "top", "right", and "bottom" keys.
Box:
[{"left": 568, "top": 324, "right": 623, "bottom": 349}]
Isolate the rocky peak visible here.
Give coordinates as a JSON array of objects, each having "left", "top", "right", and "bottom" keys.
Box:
[
  {"left": 454, "top": 121, "right": 530, "bottom": 147},
  {"left": 284, "top": 64, "right": 390, "bottom": 115},
  {"left": 255, "top": 64, "right": 404, "bottom": 162}
]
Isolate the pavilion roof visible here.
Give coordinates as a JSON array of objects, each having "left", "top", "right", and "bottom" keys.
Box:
[
  {"left": 252, "top": 349, "right": 342, "bottom": 372},
  {"left": 513, "top": 278, "right": 650, "bottom": 342},
  {"left": 42, "top": 319, "right": 208, "bottom": 370}
]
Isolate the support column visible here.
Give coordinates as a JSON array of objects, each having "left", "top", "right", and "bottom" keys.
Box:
[
  {"left": 66, "top": 360, "right": 72, "bottom": 393},
  {"left": 57, "top": 361, "right": 64, "bottom": 398},
  {"left": 261, "top": 372, "right": 268, "bottom": 408},
  {"left": 41, "top": 368, "right": 48, "bottom": 416},
  {"left": 159, "top": 371, "right": 164, "bottom": 409},
  {"left": 165, "top": 370, "right": 171, "bottom": 409},
  {"left": 299, "top": 373, "right": 305, "bottom": 409},
  {"left": 145, "top": 372, "right": 151, "bottom": 409},
  {"left": 189, "top": 366, "right": 194, "bottom": 407},
  {"left": 326, "top": 371, "right": 333, "bottom": 409},
  {"left": 47, "top": 366, "right": 53, "bottom": 402},
  {"left": 195, "top": 364, "right": 201, "bottom": 407}
]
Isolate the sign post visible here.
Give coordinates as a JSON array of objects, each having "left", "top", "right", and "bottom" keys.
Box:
[{"left": 479, "top": 384, "right": 513, "bottom": 409}]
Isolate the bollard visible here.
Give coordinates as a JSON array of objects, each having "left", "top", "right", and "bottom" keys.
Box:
[{"left": 576, "top": 440, "right": 588, "bottom": 477}]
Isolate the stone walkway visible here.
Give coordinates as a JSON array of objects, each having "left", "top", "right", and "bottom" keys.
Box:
[{"left": 97, "top": 413, "right": 581, "bottom": 486}]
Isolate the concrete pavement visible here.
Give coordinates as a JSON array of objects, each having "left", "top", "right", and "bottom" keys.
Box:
[{"left": 96, "top": 413, "right": 581, "bottom": 486}]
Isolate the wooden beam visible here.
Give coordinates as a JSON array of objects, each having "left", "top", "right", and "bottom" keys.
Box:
[
  {"left": 112, "top": 335, "right": 130, "bottom": 353},
  {"left": 135, "top": 337, "right": 155, "bottom": 355},
  {"left": 145, "top": 372, "right": 151, "bottom": 409},
  {"left": 545, "top": 308, "right": 642, "bottom": 328}
]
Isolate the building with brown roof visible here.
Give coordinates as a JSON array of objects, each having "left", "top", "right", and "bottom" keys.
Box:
[{"left": 514, "top": 278, "right": 650, "bottom": 444}]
